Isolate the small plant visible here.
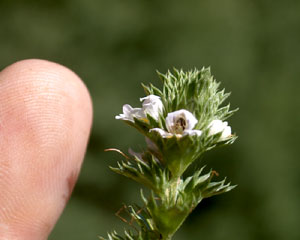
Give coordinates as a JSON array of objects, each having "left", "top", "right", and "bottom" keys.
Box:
[{"left": 102, "top": 68, "right": 238, "bottom": 240}]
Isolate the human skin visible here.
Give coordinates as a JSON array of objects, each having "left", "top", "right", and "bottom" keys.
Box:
[{"left": 0, "top": 59, "right": 93, "bottom": 239}]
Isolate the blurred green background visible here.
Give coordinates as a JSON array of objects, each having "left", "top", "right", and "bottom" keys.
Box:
[{"left": 1, "top": 0, "right": 299, "bottom": 239}]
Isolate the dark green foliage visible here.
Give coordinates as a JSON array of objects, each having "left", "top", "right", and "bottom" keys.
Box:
[{"left": 110, "top": 154, "right": 170, "bottom": 195}]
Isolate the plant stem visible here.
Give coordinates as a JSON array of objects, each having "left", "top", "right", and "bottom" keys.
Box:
[{"left": 169, "top": 177, "right": 180, "bottom": 205}]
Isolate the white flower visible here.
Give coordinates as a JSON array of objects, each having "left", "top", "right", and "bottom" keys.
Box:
[
  {"left": 115, "top": 104, "right": 145, "bottom": 122},
  {"left": 208, "top": 119, "right": 231, "bottom": 141},
  {"left": 165, "top": 110, "right": 198, "bottom": 134},
  {"left": 140, "top": 95, "right": 163, "bottom": 120},
  {"left": 150, "top": 109, "right": 202, "bottom": 138},
  {"left": 116, "top": 95, "right": 163, "bottom": 122}
]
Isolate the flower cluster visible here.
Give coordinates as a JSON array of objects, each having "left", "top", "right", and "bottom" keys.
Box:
[{"left": 116, "top": 95, "right": 232, "bottom": 141}]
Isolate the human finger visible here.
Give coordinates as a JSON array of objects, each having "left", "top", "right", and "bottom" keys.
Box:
[{"left": 0, "top": 59, "right": 93, "bottom": 239}]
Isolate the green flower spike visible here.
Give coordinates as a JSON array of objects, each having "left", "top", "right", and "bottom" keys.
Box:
[{"left": 102, "top": 68, "right": 238, "bottom": 240}]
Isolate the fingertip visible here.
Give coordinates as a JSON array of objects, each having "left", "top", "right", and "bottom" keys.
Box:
[
  {"left": 2, "top": 58, "right": 93, "bottom": 113},
  {"left": 0, "top": 59, "right": 93, "bottom": 239}
]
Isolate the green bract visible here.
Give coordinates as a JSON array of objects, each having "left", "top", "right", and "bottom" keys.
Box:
[{"left": 102, "top": 68, "right": 238, "bottom": 240}]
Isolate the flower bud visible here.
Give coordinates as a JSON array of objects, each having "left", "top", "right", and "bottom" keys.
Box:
[
  {"left": 140, "top": 95, "right": 164, "bottom": 120},
  {"left": 208, "top": 120, "right": 231, "bottom": 141}
]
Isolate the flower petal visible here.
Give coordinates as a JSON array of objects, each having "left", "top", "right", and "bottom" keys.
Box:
[
  {"left": 183, "top": 129, "right": 202, "bottom": 136},
  {"left": 140, "top": 94, "right": 161, "bottom": 103},
  {"left": 208, "top": 120, "right": 224, "bottom": 135},
  {"left": 220, "top": 126, "right": 231, "bottom": 140},
  {"left": 208, "top": 119, "right": 232, "bottom": 141},
  {"left": 150, "top": 128, "right": 173, "bottom": 138},
  {"left": 140, "top": 95, "right": 163, "bottom": 120},
  {"left": 165, "top": 109, "right": 198, "bottom": 134},
  {"left": 115, "top": 104, "right": 145, "bottom": 122}
]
